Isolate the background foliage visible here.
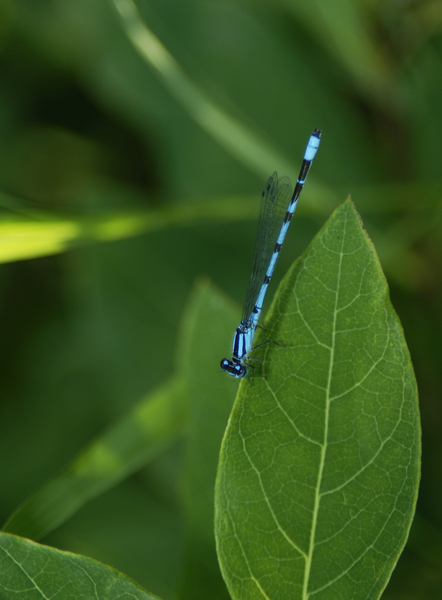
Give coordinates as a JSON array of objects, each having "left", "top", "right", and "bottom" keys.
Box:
[{"left": 0, "top": 0, "right": 439, "bottom": 598}]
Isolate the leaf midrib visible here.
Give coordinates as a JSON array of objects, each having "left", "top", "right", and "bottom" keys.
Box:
[{"left": 302, "top": 230, "right": 346, "bottom": 600}]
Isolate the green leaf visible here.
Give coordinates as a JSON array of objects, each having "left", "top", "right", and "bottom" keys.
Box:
[
  {"left": 0, "top": 199, "right": 253, "bottom": 264},
  {"left": 215, "top": 199, "right": 421, "bottom": 600},
  {"left": 1, "top": 191, "right": 336, "bottom": 264},
  {"left": 2, "top": 377, "right": 187, "bottom": 541},
  {"left": 111, "top": 0, "right": 297, "bottom": 180},
  {"left": 176, "top": 279, "right": 240, "bottom": 599},
  {"left": 0, "top": 532, "right": 160, "bottom": 600},
  {"left": 287, "top": 0, "right": 394, "bottom": 108},
  {"left": 0, "top": 278, "right": 235, "bottom": 552}
]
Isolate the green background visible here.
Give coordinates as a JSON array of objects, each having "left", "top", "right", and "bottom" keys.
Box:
[{"left": 0, "top": 0, "right": 438, "bottom": 598}]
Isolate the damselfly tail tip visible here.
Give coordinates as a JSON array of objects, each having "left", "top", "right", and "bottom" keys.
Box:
[{"left": 312, "top": 128, "right": 322, "bottom": 138}]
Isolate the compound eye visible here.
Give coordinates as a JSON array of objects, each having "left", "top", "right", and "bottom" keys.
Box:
[
  {"left": 220, "top": 358, "right": 247, "bottom": 378},
  {"left": 235, "top": 364, "right": 247, "bottom": 378},
  {"left": 220, "top": 358, "right": 231, "bottom": 371}
]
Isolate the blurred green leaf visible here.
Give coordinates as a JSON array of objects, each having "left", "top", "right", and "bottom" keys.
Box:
[
  {"left": 2, "top": 377, "right": 187, "bottom": 541},
  {"left": 0, "top": 277, "right": 238, "bottom": 551},
  {"left": 215, "top": 200, "right": 421, "bottom": 600},
  {"left": 0, "top": 532, "right": 161, "bottom": 600},
  {"left": 284, "top": 0, "right": 395, "bottom": 108},
  {"left": 0, "top": 217, "right": 82, "bottom": 263},
  {"left": 112, "top": 0, "right": 301, "bottom": 179},
  {"left": 176, "top": 279, "right": 240, "bottom": 599},
  {"left": 0, "top": 197, "right": 260, "bottom": 264}
]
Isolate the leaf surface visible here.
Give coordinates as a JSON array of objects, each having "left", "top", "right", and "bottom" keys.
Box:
[
  {"left": 0, "top": 532, "right": 160, "bottom": 600},
  {"left": 215, "top": 200, "right": 421, "bottom": 600}
]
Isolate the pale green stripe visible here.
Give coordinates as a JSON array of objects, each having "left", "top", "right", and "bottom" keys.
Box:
[
  {"left": 2, "top": 377, "right": 187, "bottom": 541},
  {"left": 112, "top": 0, "right": 297, "bottom": 179}
]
